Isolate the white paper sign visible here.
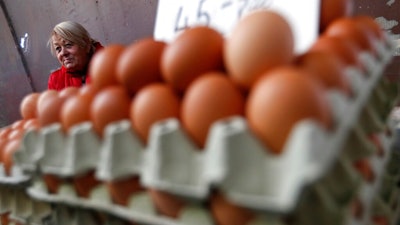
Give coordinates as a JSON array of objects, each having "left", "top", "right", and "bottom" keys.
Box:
[{"left": 153, "top": 0, "right": 321, "bottom": 53}]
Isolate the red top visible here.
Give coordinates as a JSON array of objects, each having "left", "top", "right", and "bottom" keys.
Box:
[{"left": 47, "top": 42, "right": 103, "bottom": 91}]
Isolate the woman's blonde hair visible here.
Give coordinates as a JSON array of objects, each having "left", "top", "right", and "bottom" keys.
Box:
[{"left": 47, "top": 21, "right": 96, "bottom": 56}]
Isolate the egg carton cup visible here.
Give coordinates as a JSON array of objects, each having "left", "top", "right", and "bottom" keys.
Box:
[
  {"left": 96, "top": 120, "right": 145, "bottom": 181},
  {"left": 0, "top": 130, "right": 39, "bottom": 186},
  {"left": 0, "top": 164, "right": 30, "bottom": 187},
  {"left": 37, "top": 122, "right": 102, "bottom": 178},
  {"left": 13, "top": 129, "right": 41, "bottom": 173}
]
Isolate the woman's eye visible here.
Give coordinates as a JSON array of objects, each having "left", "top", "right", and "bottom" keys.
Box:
[
  {"left": 55, "top": 47, "right": 61, "bottom": 52},
  {"left": 65, "top": 43, "right": 73, "bottom": 48}
]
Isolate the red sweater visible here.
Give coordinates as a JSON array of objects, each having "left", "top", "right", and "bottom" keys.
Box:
[{"left": 47, "top": 42, "right": 103, "bottom": 91}]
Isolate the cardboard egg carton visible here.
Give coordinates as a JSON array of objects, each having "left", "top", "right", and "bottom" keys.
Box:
[
  {"left": 11, "top": 34, "right": 399, "bottom": 224},
  {"left": 294, "top": 128, "right": 399, "bottom": 225},
  {"left": 0, "top": 185, "right": 52, "bottom": 225}
]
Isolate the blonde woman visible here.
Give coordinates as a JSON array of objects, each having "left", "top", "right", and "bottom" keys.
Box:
[{"left": 47, "top": 21, "right": 103, "bottom": 90}]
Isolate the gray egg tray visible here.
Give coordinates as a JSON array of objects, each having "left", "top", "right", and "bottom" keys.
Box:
[
  {"left": 3, "top": 34, "right": 400, "bottom": 225},
  {"left": 0, "top": 186, "right": 52, "bottom": 225}
]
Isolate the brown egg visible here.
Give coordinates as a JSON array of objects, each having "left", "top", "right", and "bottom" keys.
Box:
[
  {"left": 7, "top": 128, "right": 24, "bottom": 141},
  {"left": 351, "top": 197, "right": 364, "bottom": 219},
  {"left": 161, "top": 26, "right": 224, "bottom": 93},
  {"left": 59, "top": 86, "right": 79, "bottom": 99},
  {"left": 295, "top": 51, "right": 352, "bottom": 96},
  {"left": 372, "top": 216, "right": 389, "bottom": 225},
  {"left": 106, "top": 176, "right": 144, "bottom": 206},
  {"left": 89, "top": 44, "right": 125, "bottom": 90},
  {"left": 181, "top": 72, "right": 245, "bottom": 148},
  {"left": 10, "top": 119, "right": 25, "bottom": 131},
  {"left": 72, "top": 170, "right": 101, "bottom": 198},
  {"left": 323, "top": 17, "right": 376, "bottom": 53},
  {"left": 210, "top": 192, "right": 255, "bottom": 225},
  {"left": 60, "top": 94, "right": 93, "bottom": 132},
  {"left": 19, "top": 92, "right": 40, "bottom": 119},
  {"left": 0, "top": 127, "right": 11, "bottom": 140},
  {"left": 148, "top": 189, "right": 185, "bottom": 218},
  {"left": 79, "top": 83, "right": 99, "bottom": 99},
  {"left": 225, "top": 9, "right": 294, "bottom": 90},
  {"left": 37, "top": 90, "right": 58, "bottom": 112},
  {"left": 0, "top": 212, "right": 10, "bottom": 225},
  {"left": 42, "top": 174, "right": 62, "bottom": 194},
  {"left": 319, "top": 0, "right": 354, "bottom": 33},
  {"left": 22, "top": 118, "right": 39, "bottom": 131},
  {"left": 2, "top": 139, "right": 21, "bottom": 176},
  {"left": 368, "top": 133, "right": 384, "bottom": 156},
  {"left": 0, "top": 138, "right": 8, "bottom": 162},
  {"left": 353, "top": 158, "right": 375, "bottom": 182},
  {"left": 117, "top": 38, "right": 166, "bottom": 95},
  {"left": 37, "top": 93, "right": 66, "bottom": 127},
  {"left": 353, "top": 15, "right": 384, "bottom": 41},
  {"left": 130, "top": 83, "right": 180, "bottom": 143},
  {"left": 246, "top": 66, "right": 332, "bottom": 154},
  {"left": 90, "top": 85, "right": 131, "bottom": 137},
  {"left": 309, "top": 35, "right": 362, "bottom": 69}
]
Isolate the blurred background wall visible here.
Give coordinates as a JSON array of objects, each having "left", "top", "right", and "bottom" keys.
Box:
[{"left": 0, "top": 0, "right": 399, "bottom": 127}]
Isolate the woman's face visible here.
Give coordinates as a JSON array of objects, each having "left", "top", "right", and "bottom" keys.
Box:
[{"left": 52, "top": 34, "right": 89, "bottom": 72}]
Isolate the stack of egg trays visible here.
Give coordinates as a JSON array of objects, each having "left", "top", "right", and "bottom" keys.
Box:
[
  {"left": 11, "top": 33, "right": 399, "bottom": 225},
  {"left": 0, "top": 136, "right": 52, "bottom": 224},
  {"left": 0, "top": 179, "right": 52, "bottom": 224}
]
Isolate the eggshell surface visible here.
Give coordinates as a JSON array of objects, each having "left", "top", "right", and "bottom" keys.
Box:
[
  {"left": 37, "top": 94, "right": 67, "bottom": 127},
  {"left": 90, "top": 86, "right": 131, "bottom": 137},
  {"left": 117, "top": 38, "right": 166, "bottom": 95},
  {"left": 19, "top": 92, "right": 40, "bottom": 119},
  {"left": 181, "top": 72, "right": 245, "bottom": 148},
  {"left": 324, "top": 18, "right": 376, "bottom": 53},
  {"left": 61, "top": 94, "right": 93, "bottom": 132},
  {"left": 89, "top": 44, "right": 125, "bottom": 89},
  {"left": 295, "top": 51, "right": 352, "bottom": 96},
  {"left": 130, "top": 83, "right": 180, "bottom": 143},
  {"left": 246, "top": 66, "right": 332, "bottom": 154},
  {"left": 161, "top": 26, "right": 224, "bottom": 93},
  {"left": 309, "top": 35, "right": 362, "bottom": 68},
  {"left": 224, "top": 10, "right": 294, "bottom": 90}
]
